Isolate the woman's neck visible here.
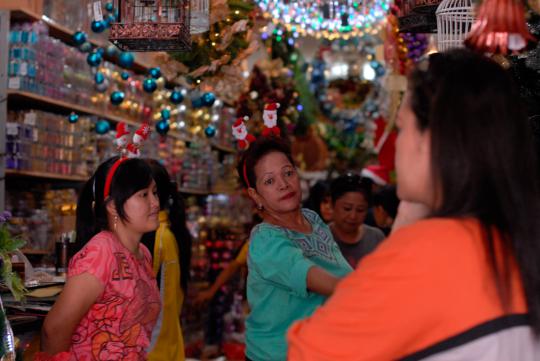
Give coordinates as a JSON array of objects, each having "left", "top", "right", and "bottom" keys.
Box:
[
  {"left": 263, "top": 208, "right": 311, "bottom": 233},
  {"left": 331, "top": 223, "right": 364, "bottom": 245},
  {"left": 113, "top": 227, "right": 143, "bottom": 258}
]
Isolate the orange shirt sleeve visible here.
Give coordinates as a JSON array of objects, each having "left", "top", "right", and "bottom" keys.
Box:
[{"left": 287, "top": 219, "right": 527, "bottom": 361}]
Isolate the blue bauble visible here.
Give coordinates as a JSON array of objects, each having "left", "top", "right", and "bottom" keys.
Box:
[
  {"left": 143, "top": 78, "right": 157, "bottom": 93},
  {"left": 79, "top": 42, "right": 92, "bottom": 53},
  {"left": 86, "top": 52, "right": 102, "bottom": 67},
  {"left": 110, "top": 91, "right": 125, "bottom": 105},
  {"left": 119, "top": 52, "right": 135, "bottom": 68},
  {"left": 105, "top": 2, "right": 114, "bottom": 12},
  {"left": 201, "top": 92, "right": 216, "bottom": 107},
  {"left": 121, "top": 71, "right": 130, "bottom": 81},
  {"left": 205, "top": 125, "right": 217, "bottom": 138},
  {"left": 95, "top": 120, "right": 111, "bottom": 134},
  {"left": 68, "top": 113, "right": 79, "bottom": 124},
  {"left": 91, "top": 20, "right": 106, "bottom": 33},
  {"left": 149, "top": 67, "right": 161, "bottom": 79},
  {"left": 106, "top": 44, "right": 118, "bottom": 58},
  {"left": 72, "top": 31, "right": 87, "bottom": 46},
  {"left": 97, "top": 47, "right": 105, "bottom": 56},
  {"left": 156, "top": 120, "right": 170, "bottom": 135},
  {"left": 106, "top": 14, "right": 116, "bottom": 25},
  {"left": 191, "top": 97, "right": 204, "bottom": 109},
  {"left": 94, "top": 72, "right": 105, "bottom": 84},
  {"left": 170, "top": 91, "right": 184, "bottom": 104},
  {"left": 161, "top": 108, "right": 171, "bottom": 120}
]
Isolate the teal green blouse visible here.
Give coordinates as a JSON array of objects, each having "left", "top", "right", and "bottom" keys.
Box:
[{"left": 246, "top": 209, "right": 352, "bottom": 361}]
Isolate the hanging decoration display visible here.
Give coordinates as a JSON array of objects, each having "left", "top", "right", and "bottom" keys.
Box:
[
  {"left": 255, "top": 0, "right": 389, "bottom": 40},
  {"left": 156, "top": 120, "right": 171, "bottom": 136},
  {"left": 149, "top": 67, "right": 162, "bottom": 79},
  {"left": 94, "top": 72, "right": 105, "bottom": 84},
  {"left": 72, "top": 31, "right": 87, "bottom": 46},
  {"left": 161, "top": 108, "right": 171, "bottom": 120},
  {"left": 205, "top": 125, "right": 217, "bottom": 138},
  {"left": 170, "top": 90, "right": 185, "bottom": 104},
  {"left": 87, "top": 52, "right": 103, "bottom": 67},
  {"left": 68, "top": 113, "right": 79, "bottom": 124},
  {"left": 202, "top": 92, "right": 216, "bottom": 107},
  {"left": 91, "top": 20, "right": 107, "bottom": 33},
  {"left": 110, "top": 91, "right": 125, "bottom": 105},
  {"left": 143, "top": 78, "right": 158, "bottom": 93},
  {"left": 118, "top": 52, "right": 135, "bottom": 68},
  {"left": 95, "top": 119, "right": 111, "bottom": 135},
  {"left": 121, "top": 71, "right": 130, "bottom": 80}
]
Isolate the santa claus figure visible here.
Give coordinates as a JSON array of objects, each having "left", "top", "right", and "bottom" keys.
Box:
[
  {"left": 262, "top": 102, "right": 281, "bottom": 137},
  {"left": 115, "top": 122, "right": 130, "bottom": 149},
  {"left": 232, "top": 116, "right": 256, "bottom": 150},
  {"left": 133, "top": 123, "right": 151, "bottom": 145},
  {"left": 126, "top": 143, "right": 141, "bottom": 159}
]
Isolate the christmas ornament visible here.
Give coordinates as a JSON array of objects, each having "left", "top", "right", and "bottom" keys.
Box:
[
  {"left": 95, "top": 120, "right": 111, "bottom": 135},
  {"left": 68, "top": 113, "right": 79, "bottom": 124},
  {"left": 156, "top": 120, "right": 170, "bottom": 135},
  {"left": 105, "top": 2, "right": 114, "bottom": 12},
  {"left": 105, "top": 14, "right": 116, "bottom": 27},
  {"left": 106, "top": 44, "right": 118, "bottom": 58},
  {"left": 119, "top": 52, "right": 135, "bottom": 68},
  {"left": 170, "top": 91, "right": 184, "bottom": 104},
  {"left": 121, "top": 71, "right": 130, "bottom": 80},
  {"left": 143, "top": 78, "right": 157, "bottom": 93},
  {"left": 126, "top": 143, "right": 140, "bottom": 158},
  {"left": 133, "top": 123, "right": 151, "bottom": 145},
  {"left": 94, "top": 72, "right": 105, "bottom": 84},
  {"left": 191, "top": 97, "right": 204, "bottom": 109},
  {"left": 202, "top": 92, "right": 216, "bottom": 107},
  {"left": 97, "top": 47, "right": 106, "bottom": 56},
  {"left": 72, "top": 31, "right": 87, "bottom": 46},
  {"left": 161, "top": 108, "right": 171, "bottom": 120},
  {"left": 87, "top": 52, "right": 102, "bottom": 67},
  {"left": 95, "top": 80, "right": 109, "bottom": 93},
  {"left": 149, "top": 67, "right": 162, "bottom": 79},
  {"left": 232, "top": 116, "right": 255, "bottom": 150},
  {"left": 262, "top": 102, "right": 281, "bottom": 137},
  {"left": 115, "top": 122, "right": 130, "bottom": 149},
  {"left": 110, "top": 91, "right": 125, "bottom": 105},
  {"left": 91, "top": 20, "right": 106, "bottom": 33},
  {"left": 361, "top": 164, "right": 390, "bottom": 186},
  {"left": 205, "top": 125, "right": 217, "bottom": 138},
  {"left": 79, "top": 42, "right": 93, "bottom": 53}
]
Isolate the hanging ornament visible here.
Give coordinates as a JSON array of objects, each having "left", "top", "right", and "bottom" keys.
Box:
[
  {"left": 79, "top": 42, "right": 93, "bottom": 53},
  {"left": 105, "top": 2, "right": 114, "bottom": 12},
  {"left": 119, "top": 52, "right": 135, "bottom": 68},
  {"left": 97, "top": 47, "right": 106, "bottom": 56},
  {"left": 87, "top": 52, "right": 102, "bottom": 67},
  {"left": 121, "top": 71, "right": 130, "bottom": 80},
  {"left": 95, "top": 80, "right": 109, "bottom": 93},
  {"left": 205, "top": 125, "right": 217, "bottom": 138},
  {"left": 202, "top": 92, "right": 216, "bottom": 107},
  {"left": 192, "top": 97, "right": 204, "bottom": 109},
  {"left": 170, "top": 91, "right": 184, "bottom": 104},
  {"left": 72, "top": 31, "right": 87, "bottom": 46},
  {"left": 94, "top": 72, "right": 105, "bottom": 84},
  {"left": 95, "top": 119, "right": 111, "bottom": 134},
  {"left": 106, "top": 44, "right": 119, "bottom": 58},
  {"left": 155, "top": 77, "right": 165, "bottom": 90},
  {"left": 105, "top": 14, "right": 116, "bottom": 27},
  {"left": 143, "top": 78, "right": 158, "bottom": 93},
  {"left": 156, "top": 120, "right": 170, "bottom": 135},
  {"left": 68, "top": 113, "right": 79, "bottom": 124},
  {"left": 161, "top": 108, "right": 171, "bottom": 120},
  {"left": 149, "top": 67, "right": 162, "bottom": 79},
  {"left": 91, "top": 20, "right": 106, "bottom": 33},
  {"left": 110, "top": 91, "right": 125, "bottom": 105}
]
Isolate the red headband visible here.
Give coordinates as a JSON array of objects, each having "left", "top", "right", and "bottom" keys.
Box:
[
  {"left": 104, "top": 158, "right": 127, "bottom": 200},
  {"left": 243, "top": 161, "right": 251, "bottom": 188}
]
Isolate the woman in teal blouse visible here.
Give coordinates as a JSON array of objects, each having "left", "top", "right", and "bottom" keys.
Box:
[{"left": 236, "top": 136, "right": 352, "bottom": 361}]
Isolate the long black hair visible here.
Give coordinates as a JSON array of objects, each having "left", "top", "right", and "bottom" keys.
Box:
[
  {"left": 303, "top": 180, "right": 331, "bottom": 219},
  {"left": 141, "top": 159, "right": 192, "bottom": 292},
  {"left": 410, "top": 49, "right": 540, "bottom": 333},
  {"left": 75, "top": 157, "right": 154, "bottom": 252}
]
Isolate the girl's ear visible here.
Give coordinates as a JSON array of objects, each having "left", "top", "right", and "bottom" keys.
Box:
[
  {"left": 105, "top": 200, "right": 118, "bottom": 218},
  {"left": 247, "top": 187, "right": 263, "bottom": 208}
]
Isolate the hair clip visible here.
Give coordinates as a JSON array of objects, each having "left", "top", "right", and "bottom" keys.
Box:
[
  {"left": 232, "top": 116, "right": 256, "bottom": 150},
  {"left": 262, "top": 102, "right": 281, "bottom": 137}
]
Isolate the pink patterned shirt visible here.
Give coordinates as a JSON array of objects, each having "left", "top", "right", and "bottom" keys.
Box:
[{"left": 67, "top": 231, "right": 161, "bottom": 361}]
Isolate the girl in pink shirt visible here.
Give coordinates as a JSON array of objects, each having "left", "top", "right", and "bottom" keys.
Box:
[{"left": 39, "top": 157, "right": 161, "bottom": 361}]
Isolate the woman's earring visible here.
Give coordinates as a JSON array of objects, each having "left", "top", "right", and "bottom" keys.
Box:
[
  {"left": 114, "top": 216, "right": 118, "bottom": 232},
  {"left": 257, "top": 204, "right": 264, "bottom": 211}
]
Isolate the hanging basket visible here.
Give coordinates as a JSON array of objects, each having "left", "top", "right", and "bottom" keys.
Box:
[
  {"left": 109, "top": 0, "right": 192, "bottom": 52},
  {"left": 435, "top": 0, "right": 476, "bottom": 52}
]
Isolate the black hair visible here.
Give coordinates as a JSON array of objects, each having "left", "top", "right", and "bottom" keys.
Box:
[
  {"left": 236, "top": 136, "right": 295, "bottom": 190},
  {"left": 330, "top": 173, "right": 371, "bottom": 205},
  {"left": 303, "top": 180, "right": 331, "bottom": 219},
  {"left": 372, "top": 185, "right": 399, "bottom": 219},
  {"left": 75, "top": 157, "right": 154, "bottom": 253},
  {"left": 410, "top": 49, "right": 540, "bottom": 333},
  {"left": 141, "top": 159, "right": 192, "bottom": 292}
]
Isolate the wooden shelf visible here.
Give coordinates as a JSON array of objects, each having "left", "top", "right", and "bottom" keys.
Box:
[
  {"left": 20, "top": 249, "right": 50, "bottom": 255},
  {"left": 6, "top": 169, "right": 87, "bottom": 182},
  {"left": 211, "top": 142, "right": 236, "bottom": 154},
  {"left": 178, "top": 187, "right": 211, "bottom": 196}
]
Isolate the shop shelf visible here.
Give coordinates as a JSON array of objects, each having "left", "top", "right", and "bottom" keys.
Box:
[
  {"left": 178, "top": 187, "right": 211, "bottom": 196},
  {"left": 20, "top": 248, "right": 50, "bottom": 255},
  {"left": 211, "top": 142, "right": 236, "bottom": 154},
  {"left": 6, "top": 169, "right": 88, "bottom": 182}
]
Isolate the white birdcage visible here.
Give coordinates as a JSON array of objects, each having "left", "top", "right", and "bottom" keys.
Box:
[
  {"left": 435, "top": 0, "right": 476, "bottom": 52},
  {"left": 190, "top": 0, "right": 209, "bottom": 34}
]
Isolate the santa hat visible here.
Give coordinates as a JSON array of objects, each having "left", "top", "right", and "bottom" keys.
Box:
[
  {"left": 361, "top": 165, "right": 390, "bottom": 186},
  {"left": 116, "top": 122, "right": 129, "bottom": 138},
  {"left": 233, "top": 116, "right": 249, "bottom": 129},
  {"left": 133, "top": 123, "right": 151, "bottom": 144},
  {"left": 264, "top": 103, "right": 280, "bottom": 111}
]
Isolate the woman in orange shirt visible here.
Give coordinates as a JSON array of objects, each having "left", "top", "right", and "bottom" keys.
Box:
[{"left": 288, "top": 49, "right": 540, "bottom": 360}]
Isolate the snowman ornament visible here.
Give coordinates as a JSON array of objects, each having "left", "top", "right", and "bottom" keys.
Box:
[
  {"left": 232, "top": 116, "right": 256, "bottom": 150},
  {"left": 115, "top": 122, "right": 130, "bottom": 150},
  {"left": 262, "top": 102, "right": 281, "bottom": 137}
]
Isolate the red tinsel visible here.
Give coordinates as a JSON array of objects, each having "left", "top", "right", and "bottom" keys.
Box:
[{"left": 465, "top": 0, "right": 535, "bottom": 54}]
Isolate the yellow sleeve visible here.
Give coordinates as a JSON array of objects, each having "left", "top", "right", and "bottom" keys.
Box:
[{"left": 234, "top": 241, "right": 250, "bottom": 265}]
